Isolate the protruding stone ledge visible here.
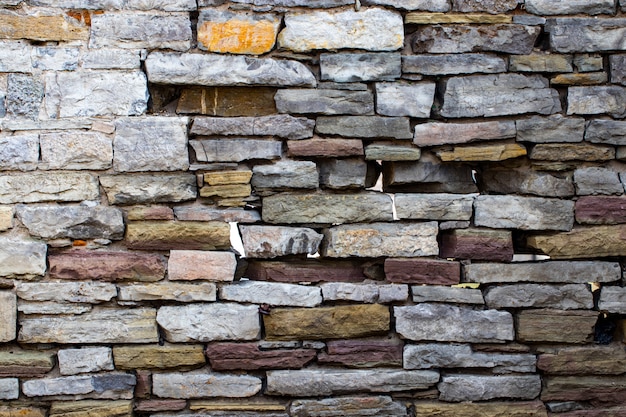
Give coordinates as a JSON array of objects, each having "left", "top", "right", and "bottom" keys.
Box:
[
  {"left": 100, "top": 174, "right": 197, "bottom": 205},
  {"left": 0, "top": 172, "right": 99, "bottom": 204}
]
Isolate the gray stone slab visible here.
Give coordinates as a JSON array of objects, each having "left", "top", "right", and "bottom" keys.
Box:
[
  {"left": 598, "top": 286, "right": 626, "bottom": 314},
  {"left": 484, "top": 284, "right": 594, "bottom": 310},
  {"left": 0, "top": 292, "right": 16, "bottom": 342},
  {"left": 383, "top": 157, "right": 478, "bottom": 193},
  {"left": 567, "top": 86, "right": 626, "bottom": 118},
  {"left": 100, "top": 174, "right": 197, "bottom": 205},
  {"left": 363, "top": 0, "right": 449, "bottom": 10},
  {"left": 30, "top": 0, "right": 196, "bottom": 9},
  {"left": 22, "top": 372, "right": 135, "bottom": 399},
  {"left": 320, "top": 52, "right": 401, "bottom": 82},
  {"left": 438, "top": 375, "right": 542, "bottom": 402},
  {"left": 0, "top": 378, "right": 18, "bottom": 400},
  {"left": 395, "top": 193, "right": 475, "bottom": 221},
  {"left": 375, "top": 82, "right": 435, "bottom": 118},
  {"left": 610, "top": 54, "right": 626, "bottom": 85},
  {"left": 465, "top": 261, "right": 622, "bottom": 284},
  {"left": 585, "top": 119, "right": 626, "bottom": 145},
  {"left": 319, "top": 158, "right": 370, "bottom": 189},
  {"left": 220, "top": 280, "right": 322, "bottom": 307},
  {"left": 412, "top": 286, "right": 484, "bottom": 304},
  {"left": 321, "top": 282, "right": 408, "bottom": 303},
  {"left": 516, "top": 115, "right": 585, "bottom": 143},
  {"left": 0, "top": 133, "right": 39, "bottom": 171},
  {"left": 481, "top": 168, "right": 575, "bottom": 198},
  {"left": 414, "top": 121, "right": 515, "bottom": 147},
  {"left": 81, "top": 49, "right": 141, "bottom": 69},
  {"left": 252, "top": 160, "right": 318, "bottom": 189},
  {"left": 57, "top": 347, "right": 114, "bottom": 375},
  {"left": 16, "top": 282, "right": 117, "bottom": 303},
  {"left": 31, "top": 46, "right": 79, "bottom": 71},
  {"left": 153, "top": 372, "right": 262, "bottom": 398},
  {"left": 315, "top": 116, "right": 412, "bottom": 139},
  {"left": 18, "top": 301, "right": 92, "bottom": 315},
  {"left": 290, "top": 396, "right": 407, "bottom": 417},
  {"left": 191, "top": 139, "right": 282, "bottom": 162},
  {"left": 0, "top": 41, "right": 32, "bottom": 72},
  {"left": 452, "top": 0, "right": 520, "bottom": 13},
  {"left": 275, "top": 89, "right": 374, "bottom": 115},
  {"left": 402, "top": 54, "right": 507, "bottom": 75},
  {"left": 117, "top": 282, "right": 217, "bottom": 302},
  {"left": 229, "top": 0, "right": 352, "bottom": 6},
  {"left": 526, "top": 0, "right": 615, "bottom": 15},
  {"left": 190, "top": 115, "right": 314, "bottom": 140},
  {"left": 239, "top": 225, "right": 323, "bottom": 258},
  {"left": 548, "top": 18, "right": 626, "bottom": 52},
  {"left": 0, "top": 237, "right": 47, "bottom": 278},
  {"left": 0, "top": 172, "right": 99, "bottom": 204},
  {"left": 40, "top": 131, "right": 112, "bottom": 170},
  {"left": 574, "top": 167, "right": 624, "bottom": 195}
]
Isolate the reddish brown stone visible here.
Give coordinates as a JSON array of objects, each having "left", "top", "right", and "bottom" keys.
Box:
[
  {"left": 517, "top": 309, "right": 598, "bottom": 344},
  {"left": 384, "top": 258, "right": 460, "bottom": 285},
  {"left": 134, "top": 400, "right": 187, "bottom": 413},
  {"left": 135, "top": 370, "right": 151, "bottom": 399},
  {"left": 538, "top": 344, "right": 626, "bottom": 375},
  {"left": 287, "top": 139, "right": 363, "bottom": 158},
  {"left": 49, "top": 251, "right": 166, "bottom": 282},
  {"left": 205, "top": 343, "right": 316, "bottom": 370},
  {"left": 176, "top": 87, "right": 276, "bottom": 116},
  {"left": 126, "top": 206, "right": 175, "bottom": 221},
  {"left": 318, "top": 338, "right": 403, "bottom": 368},
  {"left": 542, "top": 376, "right": 626, "bottom": 405},
  {"left": 575, "top": 196, "right": 626, "bottom": 225},
  {"left": 245, "top": 260, "right": 370, "bottom": 283},
  {"left": 439, "top": 228, "right": 513, "bottom": 262}
]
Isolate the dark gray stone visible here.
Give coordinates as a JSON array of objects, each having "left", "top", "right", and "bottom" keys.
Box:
[
  {"left": 610, "top": 55, "right": 626, "bottom": 85},
  {"left": 526, "top": 0, "right": 615, "bottom": 15},
  {"left": 585, "top": 119, "right": 626, "bottom": 145},
  {"left": 452, "top": 0, "right": 520, "bottom": 13},
  {"left": 320, "top": 53, "right": 401, "bottom": 82},
  {"left": 315, "top": 116, "right": 412, "bottom": 139},
  {"left": 465, "top": 261, "right": 622, "bottom": 284},
  {"left": 383, "top": 156, "right": 478, "bottom": 193},
  {"left": 100, "top": 174, "right": 197, "bottom": 205},
  {"left": 516, "top": 115, "right": 585, "bottom": 143},
  {"left": 319, "top": 158, "right": 371, "bottom": 189},
  {"left": 191, "top": 115, "right": 314, "bottom": 140},
  {"left": 547, "top": 18, "right": 626, "bottom": 53},
  {"left": 6, "top": 74, "right": 43, "bottom": 119},
  {"left": 481, "top": 167, "right": 575, "bottom": 197},
  {"left": 567, "top": 86, "right": 626, "bottom": 118},
  {"left": 402, "top": 54, "right": 507, "bottom": 75},
  {"left": 275, "top": 89, "right": 374, "bottom": 115},
  {"left": 252, "top": 160, "right": 318, "bottom": 189},
  {"left": 574, "top": 167, "right": 624, "bottom": 195},
  {"left": 363, "top": 0, "right": 450, "bottom": 11},
  {"left": 191, "top": 139, "right": 282, "bottom": 162},
  {"left": 484, "top": 284, "right": 594, "bottom": 310}
]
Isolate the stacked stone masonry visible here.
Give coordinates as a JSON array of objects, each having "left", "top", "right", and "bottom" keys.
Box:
[{"left": 1, "top": 0, "right": 626, "bottom": 416}]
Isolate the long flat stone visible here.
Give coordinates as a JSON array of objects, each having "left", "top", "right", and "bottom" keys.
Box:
[
  {"left": 547, "top": 18, "right": 626, "bottom": 52},
  {"left": 527, "top": 225, "right": 626, "bottom": 259},
  {"left": 320, "top": 52, "right": 401, "bottom": 82},
  {"left": 412, "top": 286, "right": 484, "bottom": 305},
  {"left": 439, "top": 228, "right": 513, "bottom": 262},
  {"left": 438, "top": 375, "right": 541, "bottom": 402},
  {"left": 318, "top": 338, "right": 403, "bottom": 368},
  {"left": 220, "top": 280, "right": 321, "bottom": 307},
  {"left": 567, "top": 86, "right": 626, "bottom": 118},
  {"left": 57, "top": 347, "right": 113, "bottom": 376},
  {"left": 315, "top": 116, "right": 412, "bottom": 139},
  {"left": 0, "top": 349, "right": 55, "bottom": 377},
  {"left": 100, "top": 174, "right": 196, "bottom": 205},
  {"left": 153, "top": 372, "right": 261, "bottom": 398},
  {"left": 0, "top": 237, "right": 47, "bottom": 278},
  {"left": 290, "top": 396, "right": 407, "bottom": 417},
  {"left": 530, "top": 143, "right": 615, "bottom": 162},
  {"left": 112, "top": 345, "right": 206, "bottom": 370},
  {"left": 516, "top": 114, "right": 585, "bottom": 143},
  {"left": 0, "top": 172, "right": 99, "bottom": 204},
  {"left": 481, "top": 167, "right": 575, "bottom": 197},
  {"left": 31, "top": 0, "right": 196, "bottom": 9},
  {"left": 126, "top": 221, "right": 230, "bottom": 251},
  {"left": 517, "top": 309, "right": 598, "bottom": 343},
  {"left": 287, "top": 139, "right": 363, "bottom": 158},
  {"left": 40, "top": 131, "right": 112, "bottom": 170},
  {"left": 585, "top": 119, "right": 626, "bottom": 145},
  {"left": 384, "top": 258, "right": 460, "bottom": 285},
  {"left": 465, "top": 261, "right": 621, "bottom": 284},
  {"left": 542, "top": 376, "right": 626, "bottom": 403},
  {"left": 526, "top": 0, "right": 615, "bottom": 15},
  {"left": 118, "top": 282, "right": 217, "bottom": 302},
  {"left": 382, "top": 158, "right": 478, "bottom": 193},
  {"left": 16, "top": 282, "right": 117, "bottom": 304},
  {"left": 239, "top": 225, "right": 322, "bottom": 258},
  {"left": 245, "top": 260, "right": 371, "bottom": 283},
  {"left": 22, "top": 373, "right": 134, "bottom": 399},
  {"left": 206, "top": 342, "right": 316, "bottom": 371},
  {"left": 191, "top": 139, "right": 282, "bottom": 162},
  {"left": 413, "top": 121, "right": 515, "bottom": 147},
  {"left": 252, "top": 161, "right": 318, "bottom": 190},
  {"left": 191, "top": 115, "right": 314, "bottom": 140},
  {"left": 484, "top": 284, "right": 594, "bottom": 310},
  {"left": 0, "top": 14, "right": 88, "bottom": 41},
  {"left": 599, "top": 287, "right": 626, "bottom": 314},
  {"left": 48, "top": 400, "right": 132, "bottom": 417},
  {"left": 538, "top": 344, "right": 626, "bottom": 375},
  {"left": 475, "top": 195, "right": 574, "bottom": 231},
  {"left": 413, "top": 401, "right": 548, "bottom": 417},
  {"left": 395, "top": 193, "right": 475, "bottom": 221},
  {"left": 275, "top": 89, "right": 374, "bottom": 115}
]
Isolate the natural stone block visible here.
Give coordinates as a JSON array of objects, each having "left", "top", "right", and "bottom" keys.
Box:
[
  {"left": 199, "top": 184, "right": 251, "bottom": 199},
  {"left": 18, "top": 302, "right": 92, "bottom": 316},
  {"left": 48, "top": 400, "right": 132, "bottom": 417},
  {"left": 0, "top": 40, "right": 32, "bottom": 72},
  {"left": 321, "top": 283, "right": 408, "bottom": 303},
  {"left": 599, "top": 287, "right": 626, "bottom": 314},
  {"left": 0, "top": 133, "right": 39, "bottom": 171},
  {"left": 575, "top": 167, "right": 623, "bottom": 195},
  {"left": 0, "top": 207, "right": 11, "bottom": 232},
  {"left": 375, "top": 82, "right": 435, "bottom": 118},
  {"left": 191, "top": 139, "right": 282, "bottom": 162},
  {"left": 0, "top": 14, "right": 88, "bottom": 41},
  {"left": 101, "top": 174, "right": 196, "bottom": 205},
  {"left": 383, "top": 157, "right": 478, "bottom": 193},
  {"left": 453, "top": 0, "right": 519, "bottom": 12},
  {"left": 245, "top": 260, "right": 370, "bottom": 283},
  {"left": 434, "top": 143, "right": 527, "bottom": 162},
  {"left": 611, "top": 54, "right": 626, "bottom": 85},
  {"left": 538, "top": 344, "right": 626, "bottom": 375},
  {"left": 82, "top": 48, "right": 141, "bottom": 70},
  {"left": 395, "top": 193, "right": 474, "bottom": 221},
  {"left": 585, "top": 119, "right": 626, "bottom": 145},
  {"left": 58, "top": 347, "right": 113, "bottom": 375},
  {"left": 203, "top": 171, "right": 252, "bottom": 185},
  {"left": 0, "top": 378, "right": 18, "bottom": 400},
  {"left": 40, "top": 131, "right": 112, "bottom": 170},
  {"left": 485, "top": 284, "right": 593, "bottom": 309},
  {"left": 175, "top": 207, "right": 260, "bottom": 223},
  {"left": 517, "top": 309, "right": 598, "bottom": 343},
  {"left": 220, "top": 280, "right": 321, "bottom": 307},
  {"left": 262, "top": 192, "right": 393, "bottom": 225},
  {"left": 323, "top": 222, "right": 439, "bottom": 258},
  {"left": 365, "top": 143, "right": 421, "bottom": 161},
  {"left": 551, "top": 72, "right": 608, "bottom": 85},
  {"left": 239, "top": 225, "right": 322, "bottom": 258},
  {"left": 442, "top": 74, "right": 561, "bottom": 118},
  {"left": 252, "top": 160, "right": 318, "bottom": 190},
  {"left": 146, "top": 52, "right": 316, "bottom": 87},
  {"left": 266, "top": 368, "right": 439, "bottom": 396},
  {"left": 118, "top": 282, "right": 217, "bottom": 302},
  {"left": 24, "top": 373, "right": 135, "bottom": 399},
  {"left": 438, "top": 375, "right": 541, "bottom": 402},
  {"left": 402, "top": 53, "right": 507, "bottom": 75},
  {"left": 17, "top": 205, "right": 125, "bottom": 240},
  {"left": 384, "top": 258, "right": 460, "bottom": 285},
  {"left": 528, "top": 225, "right": 626, "bottom": 259},
  {"left": 179, "top": 87, "right": 277, "bottom": 117},
  {"left": 411, "top": 24, "right": 540, "bottom": 55},
  {"left": 206, "top": 343, "right": 316, "bottom": 371},
  {"left": 317, "top": 338, "right": 403, "bottom": 368},
  {"left": 290, "top": 396, "right": 406, "bottom": 417},
  {"left": 275, "top": 89, "right": 373, "bottom": 115},
  {"left": 264, "top": 304, "right": 389, "bottom": 340},
  {"left": 542, "top": 376, "right": 626, "bottom": 403},
  {"left": 153, "top": 372, "right": 261, "bottom": 398},
  {"left": 316, "top": 115, "right": 412, "bottom": 139},
  {"left": 530, "top": 143, "right": 615, "bottom": 161},
  {"left": 112, "top": 345, "right": 206, "bottom": 370},
  {"left": 198, "top": 10, "right": 280, "bottom": 55},
  {"left": 395, "top": 304, "right": 514, "bottom": 343},
  {"left": 157, "top": 303, "right": 260, "bottom": 342},
  {"left": 516, "top": 114, "right": 585, "bottom": 143},
  {"left": 466, "top": 261, "right": 621, "bottom": 284},
  {"left": 45, "top": 71, "right": 147, "bottom": 118},
  {"left": 16, "top": 282, "right": 116, "bottom": 304},
  {"left": 406, "top": 12, "right": 511, "bottom": 24},
  {"left": 526, "top": 0, "right": 615, "bottom": 15},
  {"left": 413, "top": 120, "right": 515, "bottom": 147},
  {"left": 278, "top": 8, "right": 403, "bottom": 52},
  {"left": 567, "top": 86, "right": 626, "bottom": 118},
  {"left": 320, "top": 52, "right": 401, "bottom": 82},
  {"left": 547, "top": 18, "right": 626, "bottom": 53},
  {"left": 481, "top": 167, "right": 575, "bottom": 197},
  {"left": 413, "top": 401, "right": 548, "bottom": 417},
  {"left": 412, "top": 286, "right": 484, "bottom": 305},
  {"left": 0, "top": 237, "right": 47, "bottom": 278},
  {"left": 439, "top": 228, "right": 513, "bottom": 262},
  {"left": 168, "top": 250, "right": 236, "bottom": 281},
  {"left": 31, "top": 46, "right": 79, "bottom": 71},
  {"left": 126, "top": 221, "right": 230, "bottom": 251},
  {"left": 287, "top": 138, "right": 363, "bottom": 158},
  {"left": 575, "top": 196, "right": 626, "bottom": 224},
  {"left": 49, "top": 251, "right": 166, "bottom": 282},
  {"left": 19, "top": 308, "right": 158, "bottom": 344},
  {"left": 364, "top": 0, "right": 449, "bottom": 11},
  {"left": 0, "top": 172, "right": 99, "bottom": 204},
  {"left": 0, "top": 348, "right": 54, "bottom": 378},
  {"left": 510, "top": 54, "right": 573, "bottom": 72},
  {"left": 0, "top": 292, "right": 16, "bottom": 343},
  {"left": 319, "top": 158, "right": 374, "bottom": 190},
  {"left": 191, "top": 115, "right": 313, "bottom": 139}
]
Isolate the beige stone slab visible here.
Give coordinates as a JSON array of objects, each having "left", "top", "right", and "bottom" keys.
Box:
[
  {"left": 0, "top": 14, "right": 88, "bottom": 41},
  {"left": 406, "top": 12, "right": 512, "bottom": 24},
  {"left": 168, "top": 250, "right": 236, "bottom": 281},
  {"left": 434, "top": 143, "right": 527, "bottom": 162},
  {"left": 113, "top": 344, "right": 206, "bottom": 370}
]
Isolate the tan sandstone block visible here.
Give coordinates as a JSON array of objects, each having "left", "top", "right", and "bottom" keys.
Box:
[
  {"left": 113, "top": 344, "right": 205, "bottom": 370},
  {"left": 527, "top": 225, "right": 626, "bottom": 259},
  {"left": 126, "top": 221, "right": 231, "bottom": 251},
  {"left": 49, "top": 400, "right": 132, "bottom": 417},
  {"left": 434, "top": 143, "right": 527, "bottom": 162},
  {"left": 406, "top": 12, "right": 512, "bottom": 24},
  {"left": 168, "top": 250, "right": 236, "bottom": 281},
  {"left": 0, "top": 14, "right": 88, "bottom": 41}
]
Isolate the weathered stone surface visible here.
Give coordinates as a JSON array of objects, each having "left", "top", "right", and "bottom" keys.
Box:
[
  {"left": 82, "top": 48, "right": 141, "bottom": 69},
  {"left": 538, "top": 344, "right": 626, "bottom": 375},
  {"left": 0, "top": 292, "right": 16, "bottom": 343},
  {"left": 466, "top": 261, "right": 620, "bottom": 284},
  {"left": 320, "top": 53, "right": 401, "bottom": 82},
  {"left": 112, "top": 345, "right": 205, "bottom": 370},
  {"left": 153, "top": 372, "right": 262, "bottom": 398},
  {"left": 405, "top": 344, "right": 536, "bottom": 373},
  {"left": 438, "top": 375, "right": 541, "bottom": 402},
  {"left": 412, "top": 24, "right": 540, "bottom": 55},
  {"left": 516, "top": 115, "right": 585, "bottom": 143},
  {"left": 385, "top": 258, "right": 460, "bottom": 285},
  {"left": 315, "top": 116, "right": 412, "bottom": 139},
  {"left": 203, "top": 171, "right": 253, "bottom": 185},
  {"left": 547, "top": 18, "right": 626, "bottom": 53},
  {"left": 157, "top": 303, "right": 260, "bottom": 342},
  {"left": 287, "top": 139, "right": 364, "bottom": 158},
  {"left": 126, "top": 206, "right": 178, "bottom": 222},
  {"left": 200, "top": 183, "right": 251, "bottom": 199},
  {"left": 126, "top": 221, "right": 230, "bottom": 251},
  {"left": 0, "top": 378, "right": 18, "bottom": 400},
  {"left": 551, "top": 72, "right": 608, "bottom": 85},
  {"left": 146, "top": 52, "right": 316, "bottom": 87},
  {"left": 530, "top": 143, "right": 615, "bottom": 162},
  {"left": 574, "top": 167, "right": 623, "bottom": 195},
  {"left": 275, "top": 89, "right": 373, "bottom": 115},
  {"left": 206, "top": 343, "right": 316, "bottom": 370},
  {"left": 49, "top": 251, "right": 165, "bottom": 282},
  {"left": 0, "top": 133, "right": 39, "bottom": 171},
  {"left": 31, "top": 0, "right": 195, "bottom": 9},
  {"left": 440, "top": 228, "right": 513, "bottom": 262},
  {"left": 413, "top": 121, "right": 515, "bottom": 147},
  {"left": 575, "top": 196, "right": 626, "bottom": 224},
  {"left": 364, "top": 0, "right": 449, "bottom": 10},
  {"left": 396, "top": 304, "right": 513, "bottom": 343},
  {"left": 517, "top": 309, "right": 597, "bottom": 343},
  {"left": 510, "top": 54, "right": 573, "bottom": 72},
  {"left": 375, "top": 82, "right": 434, "bottom": 118},
  {"left": 0, "top": 207, "right": 12, "bottom": 231},
  {"left": 321, "top": 283, "right": 408, "bottom": 303},
  {"left": 220, "top": 280, "right": 321, "bottom": 307},
  {"left": 239, "top": 225, "right": 322, "bottom": 258},
  {"left": 31, "top": 46, "right": 79, "bottom": 71},
  {"left": 191, "top": 139, "right": 282, "bottom": 162},
  {"left": 290, "top": 396, "right": 407, "bottom": 417},
  {"left": 17, "top": 205, "right": 124, "bottom": 240},
  {"left": 599, "top": 287, "right": 626, "bottom": 314},
  {"left": 266, "top": 369, "right": 439, "bottom": 396},
  {"left": 0, "top": 237, "right": 47, "bottom": 278},
  {"left": 101, "top": 174, "right": 196, "bottom": 205},
  {"left": 475, "top": 195, "right": 574, "bottom": 231},
  {"left": 413, "top": 401, "right": 548, "bottom": 417},
  {"left": 365, "top": 143, "right": 421, "bottom": 161},
  {"left": 198, "top": 10, "right": 280, "bottom": 55},
  {"left": 118, "top": 282, "right": 217, "bottom": 302},
  {"left": 39, "top": 131, "right": 112, "bottom": 170},
  {"left": 317, "top": 338, "right": 403, "bottom": 368},
  {"left": 278, "top": 8, "right": 403, "bottom": 52},
  {"left": 179, "top": 87, "right": 277, "bottom": 116},
  {"left": 585, "top": 119, "right": 626, "bottom": 145},
  {"left": 441, "top": 74, "right": 561, "bottom": 118},
  {"left": 528, "top": 225, "right": 626, "bottom": 259},
  {"left": 48, "top": 400, "right": 133, "bottom": 417},
  {"left": 262, "top": 192, "right": 393, "bottom": 224},
  {"left": 526, "top": 0, "right": 615, "bottom": 15},
  {"left": 16, "top": 282, "right": 116, "bottom": 304},
  {"left": 45, "top": 71, "right": 147, "bottom": 118},
  {"left": 58, "top": 347, "right": 113, "bottom": 375},
  {"left": 168, "top": 250, "right": 236, "bottom": 282},
  {"left": 481, "top": 167, "right": 575, "bottom": 197},
  {"left": 319, "top": 158, "right": 373, "bottom": 190},
  {"left": 485, "top": 284, "right": 593, "bottom": 309},
  {"left": 452, "top": 0, "right": 519, "bottom": 12},
  {"left": 412, "top": 286, "right": 484, "bottom": 304},
  {"left": 264, "top": 304, "right": 389, "bottom": 340},
  {"left": 406, "top": 12, "right": 512, "bottom": 24},
  {"left": 542, "top": 376, "right": 626, "bottom": 403},
  {"left": 175, "top": 207, "right": 260, "bottom": 224},
  {"left": 567, "top": 86, "right": 626, "bottom": 118},
  {"left": 323, "top": 222, "right": 439, "bottom": 258},
  {"left": 227, "top": 0, "right": 352, "bottom": 6},
  {"left": 252, "top": 161, "right": 318, "bottom": 190},
  {"left": 191, "top": 115, "right": 314, "bottom": 140},
  {"left": 0, "top": 40, "right": 31, "bottom": 72},
  {"left": 19, "top": 308, "right": 158, "bottom": 344},
  {"left": 395, "top": 193, "right": 474, "bottom": 221},
  {"left": 403, "top": 53, "right": 506, "bottom": 76},
  {"left": 0, "top": 172, "right": 99, "bottom": 204},
  {"left": 0, "top": 14, "right": 88, "bottom": 41},
  {"left": 383, "top": 157, "right": 478, "bottom": 193},
  {"left": 245, "top": 260, "right": 370, "bottom": 283},
  {"left": 435, "top": 143, "right": 526, "bottom": 162},
  {"left": 611, "top": 55, "right": 626, "bottom": 85},
  {"left": 18, "top": 301, "right": 92, "bottom": 316},
  {"left": 0, "top": 349, "right": 54, "bottom": 377}
]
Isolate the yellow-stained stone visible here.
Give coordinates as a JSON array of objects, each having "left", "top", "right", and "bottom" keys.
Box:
[
  {"left": 125, "top": 221, "right": 231, "bottom": 251},
  {"left": 0, "top": 206, "right": 12, "bottom": 231},
  {"left": 200, "top": 184, "right": 252, "bottom": 198},
  {"left": 198, "top": 19, "right": 280, "bottom": 55},
  {"left": 434, "top": 143, "right": 527, "bottom": 162},
  {"left": 413, "top": 401, "right": 548, "bottom": 417},
  {"left": 264, "top": 304, "right": 390, "bottom": 340},
  {"left": 49, "top": 400, "right": 132, "bottom": 417},
  {"left": 177, "top": 87, "right": 277, "bottom": 116},
  {"left": 217, "top": 198, "right": 248, "bottom": 208},
  {"left": 530, "top": 143, "right": 614, "bottom": 161},
  {"left": 527, "top": 225, "right": 626, "bottom": 259},
  {"left": 112, "top": 344, "right": 206, "bottom": 370},
  {"left": 0, "top": 349, "right": 55, "bottom": 376},
  {"left": 510, "top": 54, "right": 573, "bottom": 73},
  {"left": 0, "top": 407, "right": 46, "bottom": 417},
  {"left": 204, "top": 171, "right": 253, "bottom": 185},
  {"left": 406, "top": 12, "right": 512, "bottom": 24},
  {"left": 551, "top": 72, "right": 608, "bottom": 85},
  {"left": 190, "top": 400, "right": 286, "bottom": 412},
  {"left": 0, "top": 14, "right": 88, "bottom": 41}
]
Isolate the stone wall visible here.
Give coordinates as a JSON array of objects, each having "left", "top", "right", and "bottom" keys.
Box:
[{"left": 1, "top": 0, "right": 626, "bottom": 416}]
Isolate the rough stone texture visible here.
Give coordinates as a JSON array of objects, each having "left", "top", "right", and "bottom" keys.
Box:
[
  {"left": 413, "top": 401, "right": 548, "bottom": 417},
  {"left": 395, "top": 304, "right": 514, "bottom": 343},
  {"left": 178, "top": 86, "right": 277, "bottom": 116},
  {"left": 320, "top": 53, "right": 401, "bottom": 82},
  {"left": 526, "top": 0, "right": 615, "bottom": 15},
  {"left": 153, "top": 372, "right": 262, "bottom": 398},
  {"left": 510, "top": 54, "right": 573, "bottom": 72},
  {"left": 18, "top": 308, "right": 158, "bottom": 344},
  {"left": 384, "top": 258, "right": 460, "bottom": 285},
  {"left": 100, "top": 174, "right": 196, "bottom": 205},
  {"left": 441, "top": 74, "right": 561, "bottom": 118},
  {"left": 383, "top": 157, "right": 478, "bottom": 193},
  {"left": 317, "top": 338, "right": 403, "bottom": 368},
  {"left": 516, "top": 115, "right": 585, "bottom": 143},
  {"left": 465, "top": 261, "right": 620, "bottom": 284},
  {"left": 82, "top": 49, "right": 141, "bottom": 69},
  {"left": 481, "top": 168, "right": 575, "bottom": 198},
  {"left": 474, "top": 195, "right": 574, "bottom": 231},
  {"left": 530, "top": 143, "right": 615, "bottom": 162},
  {"left": 18, "top": 302, "right": 92, "bottom": 316},
  {"left": 146, "top": 52, "right": 316, "bottom": 87},
  {"left": 17, "top": 205, "right": 125, "bottom": 240},
  {"left": 412, "top": 24, "right": 540, "bottom": 55},
  {"left": 245, "top": 260, "right": 370, "bottom": 283},
  {"left": 118, "top": 282, "right": 217, "bottom": 302},
  {"left": 126, "top": 221, "right": 230, "bottom": 251},
  {"left": 191, "top": 115, "right": 314, "bottom": 140},
  {"left": 452, "top": 0, "right": 519, "bottom": 12},
  {"left": 598, "top": 287, "right": 626, "bottom": 314},
  {"left": 0, "top": 172, "right": 99, "bottom": 204},
  {"left": 611, "top": 54, "right": 626, "bottom": 85},
  {"left": 438, "top": 375, "right": 542, "bottom": 402},
  {"left": 220, "top": 280, "right": 322, "bottom": 307},
  {"left": 585, "top": 119, "right": 626, "bottom": 146},
  {"left": 239, "top": 225, "right": 322, "bottom": 258},
  {"left": 365, "top": 143, "right": 421, "bottom": 161},
  {"left": 323, "top": 222, "right": 439, "bottom": 258},
  {"left": 0, "top": 133, "right": 39, "bottom": 171},
  {"left": 252, "top": 161, "right": 318, "bottom": 190},
  {"left": 547, "top": 18, "right": 626, "bottom": 53},
  {"left": 434, "top": 143, "right": 527, "bottom": 162},
  {"left": 287, "top": 139, "right": 364, "bottom": 158},
  {"left": 0, "top": 292, "right": 16, "bottom": 343},
  {"left": 395, "top": 193, "right": 474, "bottom": 221},
  {"left": 538, "top": 345, "right": 626, "bottom": 375},
  {"left": 263, "top": 304, "right": 390, "bottom": 340},
  {"left": 266, "top": 369, "right": 440, "bottom": 396},
  {"left": 278, "top": 8, "right": 403, "bottom": 52},
  {"left": 112, "top": 345, "right": 206, "bottom": 370},
  {"left": 0, "top": 207, "right": 12, "bottom": 232},
  {"left": 414, "top": 121, "right": 515, "bottom": 147},
  {"left": 403, "top": 53, "right": 507, "bottom": 76},
  {"left": 49, "top": 251, "right": 166, "bottom": 282},
  {"left": 567, "top": 86, "right": 626, "bottom": 118},
  {"left": 315, "top": 116, "right": 412, "bottom": 139},
  {"left": 262, "top": 192, "right": 392, "bottom": 225},
  {"left": 320, "top": 283, "right": 408, "bottom": 303},
  {"left": 0, "top": 41, "right": 32, "bottom": 72},
  {"left": 6, "top": 74, "right": 43, "bottom": 119},
  {"left": 191, "top": 139, "right": 282, "bottom": 162},
  {"left": 275, "top": 89, "right": 374, "bottom": 115},
  {"left": 574, "top": 167, "right": 623, "bottom": 195},
  {"left": 57, "top": 347, "right": 113, "bottom": 375},
  {"left": 551, "top": 72, "right": 608, "bottom": 85},
  {"left": 364, "top": 0, "right": 449, "bottom": 10},
  {"left": 375, "top": 82, "right": 434, "bottom": 118},
  {"left": 0, "top": 378, "right": 19, "bottom": 400},
  {"left": 48, "top": 400, "right": 132, "bottom": 417},
  {"left": 16, "top": 282, "right": 116, "bottom": 304},
  {"left": 516, "top": 309, "right": 598, "bottom": 343},
  {"left": 541, "top": 376, "right": 626, "bottom": 403},
  {"left": 31, "top": 0, "right": 196, "bottom": 9},
  {"left": 168, "top": 250, "right": 236, "bottom": 281},
  {"left": 528, "top": 225, "right": 626, "bottom": 259},
  {"left": 174, "top": 207, "right": 261, "bottom": 223},
  {"left": 0, "top": 13, "right": 88, "bottom": 40},
  {"left": 575, "top": 196, "right": 626, "bottom": 224},
  {"left": 40, "top": 131, "right": 112, "bottom": 171},
  {"left": 412, "top": 286, "right": 484, "bottom": 304},
  {"left": 157, "top": 303, "right": 261, "bottom": 342},
  {"left": 319, "top": 158, "right": 373, "bottom": 189},
  {"left": 206, "top": 343, "right": 316, "bottom": 370},
  {"left": 484, "top": 284, "right": 593, "bottom": 309},
  {"left": 439, "top": 228, "right": 513, "bottom": 262},
  {"left": 290, "top": 396, "right": 407, "bottom": 417},
  {"left": 0, "top": 237, "right": 47, "bottom": 278},
  {"left": 0, "top": 349, "right": 54, "bottom": 377}
]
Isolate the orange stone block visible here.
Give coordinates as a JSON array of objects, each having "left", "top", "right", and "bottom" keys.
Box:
[{"left": 198, "top": 14, "right": 280, "bottom": 55}]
